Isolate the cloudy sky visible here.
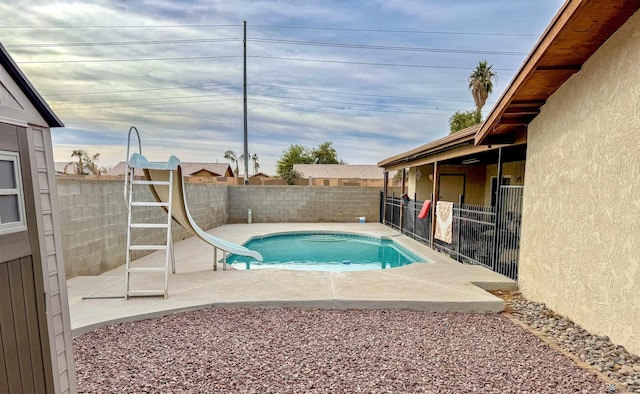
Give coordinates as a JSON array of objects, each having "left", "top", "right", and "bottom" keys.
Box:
[{"left": 1, "top": 1, "right": 564, "bottom": 175}]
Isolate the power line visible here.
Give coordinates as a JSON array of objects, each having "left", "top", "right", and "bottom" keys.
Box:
[
  {"left": 51, "top": 92, "right": 239, "bottom": 106},
  {"left": 6, "top": 38, "right": 241, "bottom": 48},
  {"left": 248, "top": 38, "right": 527, "bottom": 56},
  {"left": 250, "top": 55, "right": 517, "bottom": 71},
  {"left": 53, "top": 97, "right": 241, "bottom": 111},
  {"left": 0, "top": 24, "right": 241, "bottom": 29},
  {"left": 0, "top": 23, "right": 537, "bottom": 37},
  {"left": 15, "top": 54, "right": 516, "bottom": 72},
  {"left": 250, "top": 98, "right": 449, "bottom": 116},
  {"left": 43, "top": 83, "right": 241, "bottom": 97},
  {"left": 249, "top": 24, "right": 538, "bottom": 37},
  {"left": 250, "top": 93, "right": 460, "bottom": 112},
  {"left": 252, "top": 83, "right": 484, "bottom": 104},
  {"left": 7, "top": 36, "right": 525, "bottom": 55},
  {"left": 42, "top": 82, "right": 482, "bottom": 106},
  {"left": 17, "top": 55, "right": 242, "bottom": 64}
]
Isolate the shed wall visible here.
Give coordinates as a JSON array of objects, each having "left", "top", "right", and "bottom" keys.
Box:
[{"left": 520, "top": 10, "right": 640, "bottom": 355}]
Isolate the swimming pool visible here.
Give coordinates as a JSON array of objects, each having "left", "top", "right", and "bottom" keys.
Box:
[{"left": 226, "top": 232, "right": 424, "bottom": 272}]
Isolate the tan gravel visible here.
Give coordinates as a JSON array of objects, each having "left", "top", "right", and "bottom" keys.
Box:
[{"left": 73, "top": 308, "right": 610, "bottom": 393}]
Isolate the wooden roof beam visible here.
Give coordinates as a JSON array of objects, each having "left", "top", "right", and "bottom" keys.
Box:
[{"left": 535, "top": 65, "right": 582, "bottom": 71}]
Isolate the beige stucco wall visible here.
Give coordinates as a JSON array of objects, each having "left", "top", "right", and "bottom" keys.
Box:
[
  {"left": 520, "top": 10, "right": 640, "bottom": 355},
  {"left": 408, "top": 164, "right": 487, "bottom": 205}
]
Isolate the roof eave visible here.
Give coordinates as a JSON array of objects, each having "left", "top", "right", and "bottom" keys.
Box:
[
  {"left": 475, "top": 0, "right": 577, "bottom": 145},
  {"left": 378, "top": 124, "right": 480, "bottom": 168},
  {"left": 0, "top": 43, "right": 64, "bottom": 128}
]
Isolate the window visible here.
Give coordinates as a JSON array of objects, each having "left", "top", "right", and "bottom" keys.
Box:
[{"left": 0, "top": 151, "right": 27, "bottom": 235}]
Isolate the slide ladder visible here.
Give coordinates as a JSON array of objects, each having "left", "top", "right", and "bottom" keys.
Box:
[{"left": 124, "top": 127, "right": 175, "bottom": 299}]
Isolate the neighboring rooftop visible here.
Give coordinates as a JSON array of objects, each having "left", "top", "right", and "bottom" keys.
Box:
[
  {"left": 107, "top": 161, "right": 233, "bottom": 177},
  {"left": 293, "top": 164, "right": 387, "bottom": 180}
]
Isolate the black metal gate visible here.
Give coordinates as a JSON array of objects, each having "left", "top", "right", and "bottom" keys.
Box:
[{"left": 382, "top": 186, "right": 523, "bottom": 280}]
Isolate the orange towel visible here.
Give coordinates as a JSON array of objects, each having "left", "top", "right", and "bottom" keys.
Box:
[{"left": 417, "top": 200, "right": 431, "bottom": 219}]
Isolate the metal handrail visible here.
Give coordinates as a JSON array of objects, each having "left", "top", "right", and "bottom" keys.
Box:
[{"left": 124, "top": 126, "right": 142, "bottom": 203}]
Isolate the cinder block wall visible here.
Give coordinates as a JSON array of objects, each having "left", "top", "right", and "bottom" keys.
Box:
[
  {"left": 57, "top": 178, "right": 228, "bottom": 277},
  {"left": 57, "top": 180, "right": 383, "bottom": 277},
  {"left": 228, "top": 185, "right": 381, "bottom": 223}
]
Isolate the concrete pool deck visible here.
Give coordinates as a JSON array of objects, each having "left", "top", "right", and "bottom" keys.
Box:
[{"left": 67, "top": 223, "right": 517, "bottom": 336}]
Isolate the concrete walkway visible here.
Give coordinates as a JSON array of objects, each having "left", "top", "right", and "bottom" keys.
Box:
[{"left": 67, "top": 223, "right": 516, "bottom": 336}]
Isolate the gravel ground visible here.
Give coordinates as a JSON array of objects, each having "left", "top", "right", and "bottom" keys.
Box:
[{"left": 74, "top": 308, "right": 611, "bottom": 393}]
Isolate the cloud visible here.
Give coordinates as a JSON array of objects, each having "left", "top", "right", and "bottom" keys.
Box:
[{"left": 2, "top": 0, "right": 564, "bottom": 175}]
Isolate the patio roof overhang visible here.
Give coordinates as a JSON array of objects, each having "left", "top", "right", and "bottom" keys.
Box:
[
  {"left": 378, "top": 124, "right": 525, "bottom": 172},
  {"left": 475, "top": 0, "right": 640, "bottom": 146}
]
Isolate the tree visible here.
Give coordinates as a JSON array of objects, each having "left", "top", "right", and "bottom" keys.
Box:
[
  {"left": 251, "top": 153, "right": 260, "bottom": 175},
  {"left": 224, "top": 150, "right": 239, "bottom": 177},
  {"left": 449, "top": 110, "right": 482, "bottom": 133},
  {"left": 64, "top": 149, "right": 103, "bottom": 175},
  {"left": 276, "top": 144, "right": 313, "bottom": 178},
  {"left": 468, "top": 60, "right": 497, "bottom": 118},
  {"left": 275, "top": 142, "right": 345, "bottom": 181},
  {"left": 280, "top": 168, "right": 302, "bottom": 185},
  {"left": 312, "top": 141, "right": 343, "bottom": 164},
  {"left": 392, "top": 168, "right": 409, "bottom": 183}
]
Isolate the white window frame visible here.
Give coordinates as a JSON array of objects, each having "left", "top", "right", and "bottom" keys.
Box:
[{"left": 0, "top": 150, "right": 27, "bottom": 235}]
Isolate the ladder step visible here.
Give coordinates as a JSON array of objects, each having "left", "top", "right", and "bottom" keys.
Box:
[
  {"left": 127, "top": 267, "right": 167, "bottom": 273},
  {"left": 131, "top": 202, "right": 170, "bottom": 207},
  {"left": 129, "top": 245, "right": 168, "bottom": 251},
  {"left": 130, "top": 223, "right": 170, "bottom": 229},
  {"left": 132, "top": 180, "right": 171, "bottom": 186},
  {"left": 126, "top": 290, "right": 166, "bottom": 297}
]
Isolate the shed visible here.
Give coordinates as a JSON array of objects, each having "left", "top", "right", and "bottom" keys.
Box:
[{"left": 0, "top": 44, "right": 76, "bottom": 393}]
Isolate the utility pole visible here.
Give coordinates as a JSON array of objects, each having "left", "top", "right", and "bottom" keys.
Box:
[{"left": 243, "top": 20, "right": 249, "bottom": 185}]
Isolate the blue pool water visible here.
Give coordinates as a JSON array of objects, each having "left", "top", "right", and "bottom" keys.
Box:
[{"left": 227, "top": 232, "right": 424, "bottom": 272}]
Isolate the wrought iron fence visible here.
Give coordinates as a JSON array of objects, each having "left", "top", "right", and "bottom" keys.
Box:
[
  {"left": 381, "top": 186, "right": 523, "bottom": 280},
  {"left": 384, "top": 194, "right": 402, "bottom": 230},
  {"left": 433, "top": 203, "right": 496, "bottom": 268},
  {"left": 402, "top": 198, "right": 432, "bottom": 244}
]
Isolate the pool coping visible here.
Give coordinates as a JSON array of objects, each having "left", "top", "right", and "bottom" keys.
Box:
[{"left": 67, "top": 223, "right": 517, "bottom": 337}]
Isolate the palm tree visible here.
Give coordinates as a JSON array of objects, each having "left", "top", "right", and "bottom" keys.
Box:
[
  {"left": 224, "top": 150, "right": 239, "bottom": 177},
  {"left": 251, "top": 153, "right": 259, "bottom": 176},
  {"left": 469, "top": 60, "right": 497, "bottom": 119},
  {"left": 84, "top": 152, "right": 102, "bottom": 175},
  {"left": 63, "top": 149, "right": 103, "bottom": 175},
  {"left": 64, "top": 149, "right": 86, "bottom": 175}
]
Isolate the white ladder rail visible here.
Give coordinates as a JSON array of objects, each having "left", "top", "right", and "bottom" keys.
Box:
[{"left": 124, "top": 126, "right": 175, "bottom": 299}]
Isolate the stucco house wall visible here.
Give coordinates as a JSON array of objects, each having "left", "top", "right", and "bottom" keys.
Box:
[
  {"left": 519, "top": 10, "right": 640, "bottom": 355},
  {"left": 408, "top": 164, "right": 490, "bottom": 206}
]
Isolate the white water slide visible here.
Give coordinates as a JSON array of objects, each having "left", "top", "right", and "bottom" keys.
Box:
[{"left": 124, "top": 127, "right": 263, "bottom": 270}]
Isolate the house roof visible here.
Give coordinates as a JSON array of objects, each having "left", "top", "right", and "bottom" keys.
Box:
[
  {"left": 293, "top": 164, "right": 387, "bottom": 180},
  {"left": 179, "top": 163, "right": 233, "bottom": 177},
  {"left": 0, "top": 43, "right": 63, "bottom": 128},
  {"left": 107, "top": 161, "right": 233, "bottom": 177},
  {"left": 252, "top": 172, "right": 271, "bottom": 178},
  {"left": 475, "top": 0, "right": 640, "bottom": 145},
  {"left": 377, "top": 124, "right": 484, "bottom": 169}
]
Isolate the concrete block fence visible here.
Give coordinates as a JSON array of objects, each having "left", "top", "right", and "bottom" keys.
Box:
[
  {"left": 56, "top": 178, "right": 228, "bottom": 277},
  {"left": 56, "top": 177, "right": 383, "bottom": 278},
  {"left": 228, "top": 186, "right": 381, "bottom": 223}
]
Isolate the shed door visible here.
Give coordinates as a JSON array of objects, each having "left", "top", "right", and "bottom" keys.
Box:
[{"left": 0, "top": 256, "right": 51, "bottom": 393}]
